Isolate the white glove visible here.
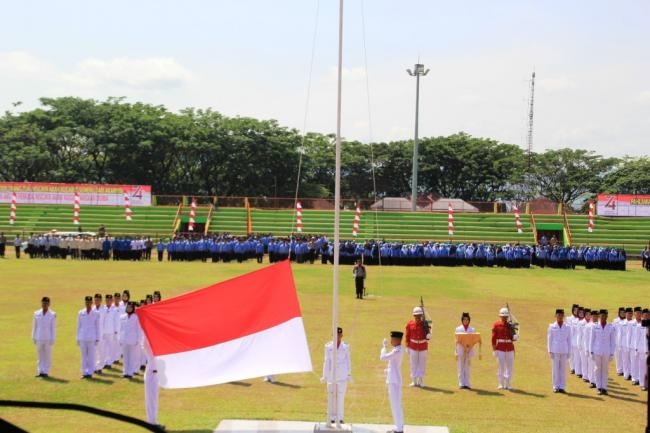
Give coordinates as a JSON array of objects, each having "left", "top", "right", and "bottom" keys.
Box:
[
  {"left": 512, "top": 335, "right": 519, "bottom": 341},
  {"left": 382, "top": 338, "right": 388, "bottom": 348},
  {"left": 347, "top": 375, "right": 353, "bottom": 383},
  {"left": 320, "top": 377, "right": 326, "bottom": 384},
  {"left": 426, "top": 333, "right": 432, "bottom": 340},
  {"left": 549, "top": 353, "right": 554, "bottom": 360},
  {"left": 492, "top": 351, "right": 496, "bottom": 358}
]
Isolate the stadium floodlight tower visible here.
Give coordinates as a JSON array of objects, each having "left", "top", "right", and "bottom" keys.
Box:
[{"left": 407, "top": 63, "right": 429, "bottom": 212}]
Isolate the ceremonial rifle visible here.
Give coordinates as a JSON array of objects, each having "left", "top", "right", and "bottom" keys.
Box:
[
  {"left": 420, "top": 296, "right": 432, "bottom": 336},
  {"left": 506, "top": 302, "right": 519, "bottom": 340}
]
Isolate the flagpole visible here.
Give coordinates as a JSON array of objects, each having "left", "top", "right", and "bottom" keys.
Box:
[{"left": 331, "top": 0, "right": 343, "bottom": 428}]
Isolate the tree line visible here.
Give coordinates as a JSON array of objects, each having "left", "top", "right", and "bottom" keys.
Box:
[{"left": 1, "top": 97, "right": 648, "bottom": 206}]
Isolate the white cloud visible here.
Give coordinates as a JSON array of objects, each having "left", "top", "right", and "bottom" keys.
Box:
[
  {"left": 0, "top": 51, "right": 55, "bottom": 78},
  {"left": 69, "top": 57, "right": 192, "bottom": 90}
]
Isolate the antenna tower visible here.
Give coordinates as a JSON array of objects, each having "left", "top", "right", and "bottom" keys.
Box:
[{"left": 526, "top": 71, "right": 535, "bottom": 171}]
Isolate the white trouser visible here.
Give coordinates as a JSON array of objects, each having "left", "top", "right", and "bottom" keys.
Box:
[
  {"left": 95, "top": 339, "right": 105, "bottom": 370},
  {"left": 630, "top": 350, "right": 640, "bottom": 382},
  {"left": 550, "top": 353, "right": 568, "bottom": 390},
  {"left": 407, "top": 348, "right": 427, "bottom": 379},
  {"left": 495, "top": 350, "right": 514, "bottom": 387},
  {"left": 614, "top": 346, "right": 623, "bottom": 374},
  {"left": 326, "top": 381, "right": 347, "bottom": 422},
  {"left": 621, "top": 348, "right": 631, "bottom": 377},
  {"left": 587, "top": 351, "right": 595, "bottom": 382},
  {"left": 457, "top": 353, "right": 472, "bottom": 387},
  {"left": 102, "top": 333, "right": 117, "bottom": 366},
  {"left": 593, "top": 355, "right": 610, "bottom": 390},
  {"left": 35, "top": 341, "right": 53, "bottom": 375},
  {"left": 638, "top": 351, "right": 648, "bottom": 387},
  {"left": 387, "top": 383, "right": 403, "bottom": 432},
  {"left": 144, "top": 364, "right": 160, "bottom": 424},
  {"left": 579, "top": 349, "right": 589, "bottom": 379},
  {"left": 113, "top": 333, "right": 122, "bottom": 363},
  {"left": 571, "top": 345, "right": 582, "bottom": 376},
  {"left": 79, "top": 340, "right": 96, "bottom": 376},
  {"left": 122, "top": 343, "right": 140, "bottom": 376}
]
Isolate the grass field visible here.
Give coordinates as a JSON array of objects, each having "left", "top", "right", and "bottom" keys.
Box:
[{"left": 0, "top": 257, "right": 647, "bottom": 433}]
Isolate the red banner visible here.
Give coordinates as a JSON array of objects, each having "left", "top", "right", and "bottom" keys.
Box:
[
  {"left": 0, "top": 182, "right": 152, "bottom": 206},
  {"left": 596, "top": 194, "right": 650, "bottom": 217}
]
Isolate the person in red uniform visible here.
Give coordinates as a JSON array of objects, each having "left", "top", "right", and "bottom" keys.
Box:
[
  {"left": 405, "top": 306, "right": 431, "bottom": 387},
  {"left": 492, "top": 307, "right": 517, "bottom": 390}
]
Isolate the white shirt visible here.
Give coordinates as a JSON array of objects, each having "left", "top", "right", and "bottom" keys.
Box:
[
  {"left": 322, "top": 341, "right": 351, "bottom": 382},
  {"left": 32, "top": 309, "right": 56, "bottom": 342},
  {"left": 103, "top": 305, "right": 120, "bottom": 334},
  {"left": 591, "top": 322, "right": 616, "bottom": 356},
  {"left": 380, "top": 344, "right": 403, "bottom": 385},
  {"left": 119, "top": 313, "right": 142, "bottom": 346},
  {"left": 547, "top": 321, "right": 571, "bottom": 354},
  {"left": 455, "top": 325, "right": 477, "bottom": 356},
  {"left": 77, "top": 308, "right": 100, "bottom": 342}
]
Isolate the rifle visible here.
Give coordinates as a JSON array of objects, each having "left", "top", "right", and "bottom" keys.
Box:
[
  {"left": 506, "top": 302, "right": 519, "bottom": 340},
  {"left": 420, "top": 296, "right": 432, "bottom": 336}
]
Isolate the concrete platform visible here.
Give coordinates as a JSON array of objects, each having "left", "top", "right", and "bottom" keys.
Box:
[{"left": 215, "top": 420, "right": 449, "bottom": 433}]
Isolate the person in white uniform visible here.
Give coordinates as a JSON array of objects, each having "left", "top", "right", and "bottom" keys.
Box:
[
  {"left": 620, "top": 307, "right": 634, "bottom": 380},
  {"left": 32, "top": 296, "right": 56, "bottom": 377},
  {"left": 636, "top": 308, "right": 649, "bottom": 391},
  {"left": 77, "top": 295, "right": 100, "bottom": 379},
  {"left": 102, "top": 294, "right": 120, "bottom": 368},
  {"left": 547, "top": 308, "right": 571, "bottom": 393},
  {"left": 455, "top": 312, "right": 478, "bottom": 389},
  {"left": 590, "top": 309, "right": 616, "bottom": 395},
  {"left": 320, "top": 327, "right": 352, "bottom": 424},
  {"left": 630, "top": 306, "right": 643, "bottom": 385},
  {"left": 119, "top": 302, "right": 143, "bottom": 378},
  {"left": 92, "top": 293, "right": 106, "bottom": 374},
  {"left": 143, "top": 337, "right": 164, "bottom": 430},
  {"left": 612, "top": 307, "right": 626, "bottom": 376},
  {"left": 380, "top": 331, "right": 404, "bottom": 433}
]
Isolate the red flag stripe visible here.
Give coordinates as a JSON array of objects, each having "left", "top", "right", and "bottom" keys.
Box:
[{"left": 296, "top": 201, "right": 303, "bottom": 232}]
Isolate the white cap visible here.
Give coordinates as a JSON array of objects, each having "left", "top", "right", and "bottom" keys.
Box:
[
  {"left": 413, "top": 306, "right": 424, "bottom": 315},
  {"left": 499, "top": 307, "right": 509, "bottom": 317}
]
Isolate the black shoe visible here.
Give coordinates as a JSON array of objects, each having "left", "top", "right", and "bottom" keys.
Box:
[
  {"left": 82, "top": 374, "right": 92, "bottom": 379},
  {"left": 582, "top": 378, "right": 590, "bottom": 383},
  {"left": 104, "top": 364, "right": 113, "bottom": 370},
  {"left": 632, "top": 381, "right": 639, "bottom": 385},
  {"left": 558, "top": 389, "right": 566, "bottom": 394},
  {"left": 153, "top": 425, "right": 165, "bottom": 431},
  {"left": 597, "top": 389, "right": 603, "bottom": 395},
  {"left": 570, "top": 369, "right": 575, "bottom": 374},
  {"left": 617, "top": 372, "right": 624, "bottom": 376},
  {"left": 553, "top": 388, "right": 558, "bottom": 393},
  {"left": 94, "top": 369, "right": 102, "bottom": 374},
  {"left": 590, "top": 383, "right": 596, "bottom": 388},
  {"left": 576, "top": 374, "right": 582, "bottom": 378},
  {"left": 340, "top": 420, "right": 344, "bottom": 424},
  {"left": 625, "top": 375, "right": 631, "bottom": 380},
  {"left": 601, "top": 389, "right": 608, "bottom": 395},
  {"left": 35, "top": 373, "right": 43, "bottom": 378},
  {"left": 123, "top": 375, "right": 132, "bottom": 379}
]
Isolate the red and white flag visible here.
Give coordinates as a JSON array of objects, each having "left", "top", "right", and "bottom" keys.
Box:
[
  {"left": 9, "top": 191, "right": 17, "bottom": 225},
  {"left": 513, "top": 205, "right": 523, "bottom": 234},
  {"left": 124, "top": 191, "right": 132, "bottom": 221},
  {"left": 295, "top": 201, "right": 303, "bottom": 233},
  {"left": 447, "top": 203, "right": 454, "bottom": 236},
  {"left": 73, "top": 192, "right": 80, "bottom": 225},
  {"left": 352, "top": 202, "right": 361, "bottom": 237},
  {"left": 588, "top": 201, "right": 594, "bottom": 232},
  {"left": 188, "top": 198, "right": 196, "bottom": 232},
  {"left": 137, "top": 260, "right": 312, "bottom": 389}
]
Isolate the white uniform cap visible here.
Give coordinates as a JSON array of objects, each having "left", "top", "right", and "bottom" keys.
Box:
[
  {"left": 499, "top": 307, "right": 509, "bottom": 317},
  {"left": 412, "top": 306, "right": 424, "bottom": 315}
]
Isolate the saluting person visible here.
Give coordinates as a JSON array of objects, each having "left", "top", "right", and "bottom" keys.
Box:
[
  {"left": 547, "top": 308, "right": 571, "bottom": 393},
  {"left": 380, "top": 331, "right": 404, "bottom": 433},
  {"left": 32, "top": 296, "right": 56, "bottom": 377}
]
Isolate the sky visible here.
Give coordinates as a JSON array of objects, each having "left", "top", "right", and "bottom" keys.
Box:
[{"left": 1, "top": 0, "right": 649, "bottom": 157}]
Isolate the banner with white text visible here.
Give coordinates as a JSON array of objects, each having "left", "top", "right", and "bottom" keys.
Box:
[
  {"left": 596, "top": 194, "right": 650, "bottom": 217},
  {"left": 0, "top": 182, "right": 152, "bottom": 206}
]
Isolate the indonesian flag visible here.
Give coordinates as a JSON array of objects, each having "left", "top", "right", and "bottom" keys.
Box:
[
  {"left": 513, "top": 205, "right": 523, "bottom": 234},
  {"left": 9, "top": 191, "right": 16, "bottom": 225},
  {"left": 352, "top": 202, "right": 361, "bottom": 237},
  {"left": 588, "top": 201, "right": 594, "bottom": 232},
  {"left": 447, "top": 203, "right": 454, "bottom": 236},
  {"left": 136, "top": 260, "right": 312, "bottom": 389},
  {"left": 73, "top": 192, "right": 80, "bottom": 225},
  {"left": 124, "top": 191, "right": 132, "bottom": 221},
  {"left": 295, "top": 201, "right": 303, "bottom": 233},
  {"left": 188, "top": 198, "right": 197, "bottom": 232}
]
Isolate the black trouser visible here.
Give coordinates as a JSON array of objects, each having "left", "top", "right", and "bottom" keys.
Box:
[
  {"left": 15, "top": 246, "right": 20, "bottom": 258},
  {"left": 355, "top": 277, "right": 364, "bottom": 299}
]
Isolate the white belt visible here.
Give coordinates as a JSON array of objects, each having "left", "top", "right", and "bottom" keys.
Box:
[
  {"left": 410, "top": 339, "right": 427, "bottom": 343},
  {"left": 496, "top": 339, "right": 512, "bottom": 344}
]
